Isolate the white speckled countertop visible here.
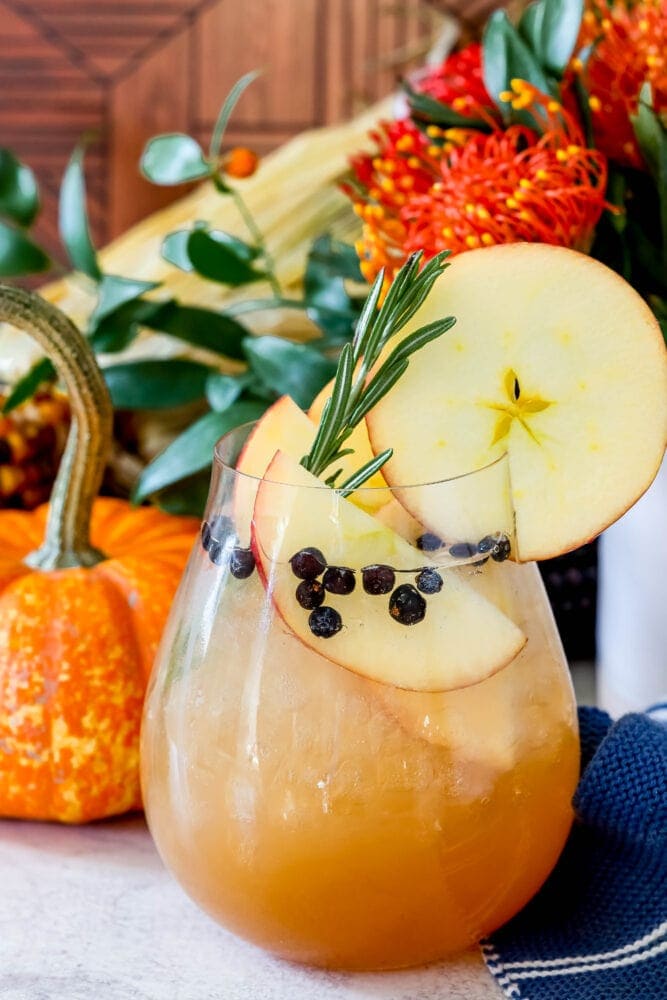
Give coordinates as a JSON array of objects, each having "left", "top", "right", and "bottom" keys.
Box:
[{"left": 0, "top": 816, "right": 502, "bottom": 1000}]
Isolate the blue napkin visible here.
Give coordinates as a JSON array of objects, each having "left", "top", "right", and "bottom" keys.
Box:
[{"left": 482, "top": 706, "right": 667, "bottom": 999}]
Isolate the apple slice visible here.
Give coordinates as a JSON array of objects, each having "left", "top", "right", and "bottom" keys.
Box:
[
  {"left": 309, "top": 378, "right": 389, "bottom": 512},
  {"left": 366, "top": 244, "right": 667, "bottom": 561},
  {"left": 251, "top": 450, "right": 526, "bottom": 691},
  {"left": 233, "top": 395, "right": 317, "bottom": 544}
]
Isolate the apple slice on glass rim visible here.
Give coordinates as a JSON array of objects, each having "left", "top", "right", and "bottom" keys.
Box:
[{"left": 366, "top": 243, "right": 667, "bottom": 562}]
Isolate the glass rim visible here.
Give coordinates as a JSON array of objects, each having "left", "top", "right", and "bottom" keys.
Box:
[{"left": 213, "top": 420, "right": 508, "bottom": 492}]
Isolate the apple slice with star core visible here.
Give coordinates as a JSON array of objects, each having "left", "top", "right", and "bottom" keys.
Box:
[
  {"left": 251, "top": 450, "right": 526, "bottom": 692},
  {"left": 366, "top": 243, "right": 667, "bottom": 562}
]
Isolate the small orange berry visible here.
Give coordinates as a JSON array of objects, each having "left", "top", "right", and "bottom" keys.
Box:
[{"left": 224, "top": 147, "right": 259, "bottom": 179}]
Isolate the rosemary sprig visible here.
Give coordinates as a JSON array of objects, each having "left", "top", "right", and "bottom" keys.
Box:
[{"left": 300, "top": 250, "right": 456, "bottom": 489}]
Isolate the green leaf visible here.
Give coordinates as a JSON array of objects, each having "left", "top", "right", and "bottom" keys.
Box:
[
  {"left": 154, "top": 470, "right": 212, "bottom": 517},
  {"left": 303, "top": 234, "right": 363, "bottom": 342},
  {"left": 205, "top": 371, "right": 250, "bottom": 411},
  {"left": 209, "top": 69, "right": 261, "bottom": 158},
  {"left": 143, "top": 302, "right": 249, "bottom": 360},
  {"left": 403, "top": 81, "right": 493, "bottom": 132},
  {"left": 133, "top": 400, "right": 267, "bottom": 501},
  {"left": 306, "top": 234, "right": 364, "bottom": 283},
  {"left": 0, "top": 221, "right": 50, "bottom": 276},
  {"left": 518, "top": 1, "right": 546, "bottom": 54},
  {"left": 90, "top": 273, "right": 160, "bottom": 326},
  {"left": 483, "top": 9, "right": 554, "bottom": 123},
  {"left": 539, "top": 0, "right": 584, "bottom": 76},
  {"left": 243, "top": 336, "right": 337, "bottom": 409},
  {"left": 103, "top": 358, "right": 213, "bottom": 410},
  {"left": 162, "top": 226, "right": 259, "bottom": 273},
  {"left": 161, "top": 230, "right": 195, "bottom": 271},
  {"left": 631, "top": 84, "right": 667, "bottom": 265},
  {"left": 88, "top": 298, "right": 164, "bottom": 353},
  {"left": 2, "top": 357, "right": 55, "bottom": 413},
  {"left": 0, "top": 149, "right": 39, "bottom": 226},
  {"left": 186, "top": 228, "right": 265, "bottom": 285},
  {"left": 141, "top": 134, "right": 211, "bottom": 185},
  {"left": 59, "top": 139, "right": 101, "bottom": 280}
]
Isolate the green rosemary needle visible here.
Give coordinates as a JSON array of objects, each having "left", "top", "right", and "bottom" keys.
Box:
[{"left": 300, "top": 250, "right": 455, "bottom": 492}]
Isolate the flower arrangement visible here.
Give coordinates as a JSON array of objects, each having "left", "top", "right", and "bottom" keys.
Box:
[{"left": 344, "top": 0, "right": 666, "bottom": 336}]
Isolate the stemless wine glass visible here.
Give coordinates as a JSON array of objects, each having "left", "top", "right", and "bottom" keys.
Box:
[{"left": 141, "top": 423, "right": 579, "bottom": 971}]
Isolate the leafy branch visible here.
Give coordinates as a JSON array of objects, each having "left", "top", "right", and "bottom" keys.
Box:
[{"left": 0, "top": 72, "right": 368, "bottom": 514}]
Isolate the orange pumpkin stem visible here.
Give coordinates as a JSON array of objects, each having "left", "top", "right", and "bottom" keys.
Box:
[{"left": 0, "top": 286, "right": 112, "bottom": 569}]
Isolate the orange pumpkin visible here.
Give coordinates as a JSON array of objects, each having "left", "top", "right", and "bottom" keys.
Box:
[{"left": 0, "top": 287, "right": 198, "bottom": 823}]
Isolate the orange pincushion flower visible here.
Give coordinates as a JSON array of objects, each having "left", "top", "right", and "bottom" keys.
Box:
[
  {"left": 578, "top": 0, "right": 666, "bottom": 168},
  {"left": 414, "top": 43, "right": 496, "bottom": 122},
  {"left": 346, "top": 83, "right": 608, "bottom": 285}
]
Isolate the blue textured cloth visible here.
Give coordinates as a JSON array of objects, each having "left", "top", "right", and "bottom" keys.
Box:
[{"left": 482, "top": 706, "right": 667, "bottom": 999}]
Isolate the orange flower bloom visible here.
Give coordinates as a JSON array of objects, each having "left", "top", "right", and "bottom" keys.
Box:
[
  {"left": 346, "top": 83, "right": 608, "bottom": 285},
  {"left": 414, "top": 43, "right": 496, "bottom": 121},
  {"left": 577, "top": 0, "right": 666, "bottom": 168}
]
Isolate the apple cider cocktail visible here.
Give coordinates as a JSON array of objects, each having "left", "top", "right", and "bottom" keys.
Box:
[{"left": 142, "top": 245, "right": 667, "bottom": 970}]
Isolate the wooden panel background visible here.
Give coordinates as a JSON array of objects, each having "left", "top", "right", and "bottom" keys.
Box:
[{"left": 0, "top": 0, "right": 503, "bottom": 257}]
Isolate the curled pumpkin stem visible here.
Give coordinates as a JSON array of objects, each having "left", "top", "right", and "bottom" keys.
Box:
[{"left": 0, "top": 286, "right": 112, "bottom": 570}]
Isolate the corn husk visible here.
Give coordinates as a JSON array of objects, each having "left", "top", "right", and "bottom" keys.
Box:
[{"left": 0, "top": 99, "right": 392, "bottom": 382}]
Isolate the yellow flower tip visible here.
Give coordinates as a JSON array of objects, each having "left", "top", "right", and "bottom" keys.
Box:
[
  {"left": 499, "top": 90, "right": 514, "bottom": 103},
  {"left": 369, "top": 187, "right": 382, "bottom": 201},
  {"left": 380, "top": 177, "right": 395, "bottom": 193},
  {"left": 442, "top": 226, "right": 454, "bottom": 239},
  {"left": 224, "top": 147, "right": 259, "bottom": 179},
  {"left": 601, "top": 18, "right": 612, "bottom": 31},
  {"left": 588, "top": 95, "right": 602, "bottom": 112},
  {"left": 646, "top": 54, "right": 662, "bottom": 69},
  {"left": 519, "top": 178, "right": 532, "bottom": 190},
  {"left": 372, "top": 157, "right": 383, "bottom": 170},
  {"left": 353, "top": 203, "right": 365, "bottom": 217},
  {"left": 583, "top": 10, "right": 595, "bottom": 25},
  {"left": 407, "top": 156, "right": 422, "bottom": 169},
  {"left": 556, "top": 149, "right": 569, "bottom": 162},
  {"left": 547, "top": 100, "right": 561, "bottom": 113},
  {"left": 371, "top": 205, "right": 385, "bottom": 220},
  {"left": 360, "top": 260, "right": 376, "bottom": 283},
  {"left": 426, "top": 125, "right": 442, "bottom": 138},
  {"left": 505, "top": 197, "right": 520, "bottom": 210},
  {"left": 477, "top": 206, "right": 490, "bottom": 220},
  {"left": 465, "top": 202, "right": 476, "bottom": 215},
  {"left": 393, "top": 193, "right": 407, "bottom": 207},
  {"left": 452, "top": 97, "right": 468, "bottom": 111},
  {"left": 567, "top": 144, "right": 581, "bottom": 155},
  {"left": 639, "top": 19, "right": 649, "bottom": 34},
  {"left": 536, "top": 169, "right": 549, "bottom": 181},
  {"left": 465, "top": 235, "right": 479, "bottom": 249},
  {"left": 481, "top": 233, "right": 495, "bottom": 246},
  {"left": 427, "top": 144, "right": 442, "bottom": 158},
  {"left": 395, "top": 134, "right": 415, "bottom": 152},
  {"left": 572, "top": 57, "right": 584, "bottom": 73},
  {"left": 513, "top": 92, "right": 534, "bottom": 110},
  {"left": 399, "top": 175, "right": 414, "bottom": 190},
  {"left": 518, "top": 210, "right": 533, "bottom": 222},
  {"left": 445, "top": 128, "right": 467, "bottom": 144}
]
